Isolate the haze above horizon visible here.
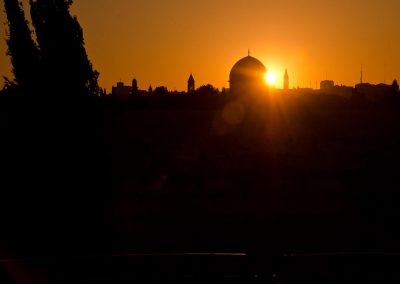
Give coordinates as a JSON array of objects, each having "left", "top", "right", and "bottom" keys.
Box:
[{"left": 1, "top": 0, "right": 400, "bottom": 91}]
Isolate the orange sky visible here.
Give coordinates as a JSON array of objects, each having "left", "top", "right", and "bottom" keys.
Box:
[{"left": 1, "top": 0, "right": 400, "bottom": 91}]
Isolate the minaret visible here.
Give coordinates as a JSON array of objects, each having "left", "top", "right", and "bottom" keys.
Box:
[
  {"left": 188, "top": 73, "right": 195, "bottom": 94},
  {"left": 284, "top": 69, "right": 289, "bottom": 90}
]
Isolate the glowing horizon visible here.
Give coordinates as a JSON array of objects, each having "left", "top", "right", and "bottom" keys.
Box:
[{"left": 1, "top": 0, "right": 400, "bottom": 92}]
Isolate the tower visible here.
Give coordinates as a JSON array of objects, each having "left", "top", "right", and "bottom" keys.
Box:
[
  {"left": 132, "top": 78, "right": 138, "bottom": 95},
  {"left": 188, "top": 73, "right": 195, "bottom": 94},
  {"left": 284, "top": 68, "right": 289, "bottom": 90}
]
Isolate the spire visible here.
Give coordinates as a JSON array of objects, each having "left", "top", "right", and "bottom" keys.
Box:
[
  {"left": 188, "top": 73, "right": 195, "bottom": 94},
  {"left": 188, "top": 73, "right": 194, "bottom": 81},
  {"left": 248, "top": 49, "right": 250, "bottom": 56},
  {"left": 284, "top": 68, "right": 289, "bottom": 90}
]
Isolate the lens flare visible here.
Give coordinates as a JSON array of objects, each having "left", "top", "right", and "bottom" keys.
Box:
[{"left": 266, "top": 72, "right": 277, "bottom": 86}]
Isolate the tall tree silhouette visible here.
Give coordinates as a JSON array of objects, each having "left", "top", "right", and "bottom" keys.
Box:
[
  {"left": 3, "top": 0, "right": 40, "bottom": 95},
  {"left": 30, "top": 0, "right": 99, "bottom": 97}
]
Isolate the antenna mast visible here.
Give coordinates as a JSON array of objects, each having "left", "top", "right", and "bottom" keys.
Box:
[
  {"left": 384, "top": 63, "right": 386, "bottom": 84},
  {"left": 360, "top": 64, "right": 363, "bottom": 84}
]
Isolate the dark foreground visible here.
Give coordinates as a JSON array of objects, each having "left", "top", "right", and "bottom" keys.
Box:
[
  {"left": 1, "top": 93, "right": 400, "bottom": 282},
  {"left": 1, "top": 252, "right": 400, "bottom": 283}
]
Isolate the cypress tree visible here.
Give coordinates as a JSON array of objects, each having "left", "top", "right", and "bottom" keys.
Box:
[
  {"left": 3, "top": 0, "right": 40, "bottom": 95},
  {"left": 30, "top": 0, "right": 99, "bottom": 97}
]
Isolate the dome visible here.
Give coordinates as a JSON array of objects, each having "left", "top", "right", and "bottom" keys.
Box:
[{"left": 229, "top": 55, "right": 267, "bottom": 95}]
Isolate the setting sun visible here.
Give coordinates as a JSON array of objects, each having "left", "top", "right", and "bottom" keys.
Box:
[{"left": 266, "top": 72, "right": 277, "bottom": 86}]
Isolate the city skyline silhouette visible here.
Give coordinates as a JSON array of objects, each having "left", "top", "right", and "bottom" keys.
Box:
[
  {"left": 1, "top": 1, "right": 400, "bottom": 283},
  {"left": 1, "top": 0, "right": 400, "bottom": 91}
]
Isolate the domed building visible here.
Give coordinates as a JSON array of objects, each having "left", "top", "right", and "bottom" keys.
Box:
[{"left": 229, "top": 54, "right": 267, "bottom": 95}]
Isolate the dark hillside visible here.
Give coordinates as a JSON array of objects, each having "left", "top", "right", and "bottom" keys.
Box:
[{"left": 1, "top": 94, "right": 400, "bottom": 257}]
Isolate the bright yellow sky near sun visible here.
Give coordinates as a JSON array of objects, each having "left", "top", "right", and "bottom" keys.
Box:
[{"left": 1, "top": 0, "right": 400, "bottom": 91}]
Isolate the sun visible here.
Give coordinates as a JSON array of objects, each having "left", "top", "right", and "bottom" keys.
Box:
[{"left": 265, "top": 71, "right": 277, "bottom": 86}]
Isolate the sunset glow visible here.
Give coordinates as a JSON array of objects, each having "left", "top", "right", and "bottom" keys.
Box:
[
  {"left": 1, "top": 2, "right": 400, "bottom": 279},
  {"left": 1, "top": 0, "right": 400, "bottom": 91},
  {"left": 266, "top": 72, "right": 277, "bottom": 86}
]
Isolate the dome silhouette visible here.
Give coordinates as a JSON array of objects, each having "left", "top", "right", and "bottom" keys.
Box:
[{"left": 229, "top": 55, "right": 267, "bottom": 95}]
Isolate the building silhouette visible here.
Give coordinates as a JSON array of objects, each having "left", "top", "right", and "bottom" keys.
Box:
[
  {"left": 229, "top": 54, "right": 267, "bottom": 96},
  {"left": 188, "top": 74, "right": 195, "bottom": 94},
  {"left": 112, "top": 82, "right": 131, "bottom": 99},
  {"left": 112, "top": 79, "right": 148, "bottom": 98},
  {"left": 355, "top": 83, "right": 391, "bottom": 101},
  {"left": 320, "top": 80, "right": 334, "bottom": 90},
  {"left": 284, "top": 69, "right": 289, "bottom": 90},
  {"left": 132, "top": 78, "right": 138, "bottom": 96}
]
